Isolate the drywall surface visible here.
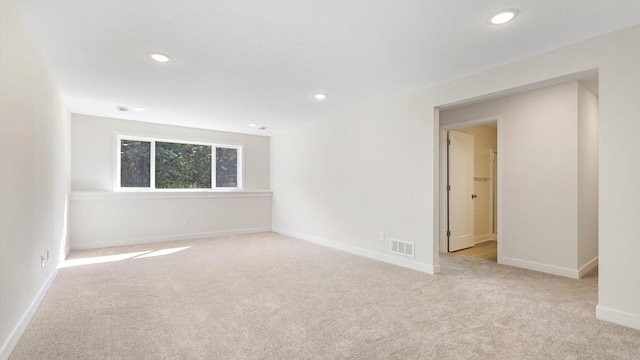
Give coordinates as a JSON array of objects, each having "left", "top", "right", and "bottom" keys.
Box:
[
  {"left": 69, "top": 115, "right": 272, "bottom": 249},
  {"left": 271, "top": 93, "right": 435, "bottom": 272},
  {"left": 69, "top": 192, "right": 272, "bottom": 250},
  {"left": 71, "top": 114, "right": 270, "bottom": 191},
  {"left": 271, "top": 25, "right": 640, "bottom": 329},
  {"left": 455, "top": 125, "right": 497, "bottom": 241},
  {"left": 441, "top": 82, "right": 580, "bottom": 271},
  {"left": 0, "top": 0, "right": 71, "bottom": 357},
  {"left": 577, "top": 83, "right": 599, "bottom": 270},
  {"left": 595, "top": 26, "right": 640, "bottom": 330}
]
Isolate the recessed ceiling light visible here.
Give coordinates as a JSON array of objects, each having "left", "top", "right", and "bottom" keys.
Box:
[
  {"left": 314, "top": 93, "right": 327, "bottom": 100},
  {"left": 149, "top": 53, "right": 171, "bottom": 62},
  {"left": 488, "top": 10, "right": 518, "bottom": 25},
  {"left": 249, "top": 123, "right": 257, "bottom": 127},
  {"left": 133, "top": 107, "right": 145, "bottom": 111},
  {"left": 116, "top": 106, "right": 129, "bottom": 112}
]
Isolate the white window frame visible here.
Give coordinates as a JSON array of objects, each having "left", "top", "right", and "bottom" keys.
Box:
[{"left": 115, "top": 134, "right": 243, "bottom": 191}]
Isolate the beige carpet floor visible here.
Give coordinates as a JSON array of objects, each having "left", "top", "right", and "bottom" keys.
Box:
[{"left": 10, "top": 232, "right": 640, "bottom": 359}]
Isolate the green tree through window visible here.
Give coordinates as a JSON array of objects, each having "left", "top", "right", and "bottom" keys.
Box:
[
  {"left": 118, "top": 137, "right": 240, "bottom": 189},
  {"left": 156, "top": 142, "right": 212, "bottom": 189},
  {"left": 120, "top": 140, "right": 150, "bottom": 187},
  {"left": 216, "top": 147, "right": 237, "bottom": 187}
]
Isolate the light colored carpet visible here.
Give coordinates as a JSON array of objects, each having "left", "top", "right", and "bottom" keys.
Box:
[{"left": 10, "top": 232, "right": 640, "bottom": 359}]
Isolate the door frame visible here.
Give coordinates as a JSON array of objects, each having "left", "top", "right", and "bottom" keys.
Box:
[{"left": 438, "top": 115, "right": 503, "bottom": 261}]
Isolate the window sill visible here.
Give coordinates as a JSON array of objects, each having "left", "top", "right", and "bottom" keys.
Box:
[{"left": 70, "top": 190, "right": 273, "bottom": 201}]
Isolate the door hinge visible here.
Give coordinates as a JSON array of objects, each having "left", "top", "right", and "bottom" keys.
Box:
[
  {"left": 446, "top": 230, "right": 451, "bottom": 237},
  {"left": 447, "top": 185, "right": 451, "bottom": 191},
  {"left": 447, "top": 139, "right": 451, "bottom": 145}
]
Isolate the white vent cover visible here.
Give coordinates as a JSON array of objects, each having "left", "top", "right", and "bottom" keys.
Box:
[{"left": 390, "top": 239, "right": 414, "bottom": 257}]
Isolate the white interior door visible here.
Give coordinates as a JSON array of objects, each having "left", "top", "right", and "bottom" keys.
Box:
[{"left": 448, "top": 130, "right": 475, "bottom": 252}]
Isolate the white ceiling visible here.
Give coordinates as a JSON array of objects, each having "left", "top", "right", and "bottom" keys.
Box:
[{"left": 14, "top": 0, "right": 640, "bottom": 136}]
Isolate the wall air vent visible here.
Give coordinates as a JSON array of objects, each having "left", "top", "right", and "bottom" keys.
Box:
[{"left": 390, "top": 239, "right": 414, "bottom": 257}]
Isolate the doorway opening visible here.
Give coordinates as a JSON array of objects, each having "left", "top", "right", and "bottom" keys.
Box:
[
  {"left": 435, "top": 73, "right": 600, "bottom": 279},
  {"left": 442, "top": 119, "right": 499, "bottom": 262}
]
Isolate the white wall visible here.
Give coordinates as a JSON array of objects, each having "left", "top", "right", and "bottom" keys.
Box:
[
  {"left": 69, "top": 114, "right": 272, "bottom": 249},
  {"left": 270, "top": 25, "right": 640, "bottom": 329},
  {"left": 0, "top": 0, "right": 71, "bottom": 358},
  {"left": 441, "top": 82, "right": 582, "bottom": 274},
  {"left": 69, "top": 192, "right": 272, "bottom": 250},
  {"left": 271, "top": 94, "right": 435, "bottom": 273},
  {"left": 454, "top": 125, "right": 497, "bottom": 241},
  {"left": 577, "top": 83, "right": 599, "bottom": 273}
]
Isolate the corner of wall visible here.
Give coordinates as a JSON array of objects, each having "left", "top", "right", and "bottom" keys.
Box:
[
  {"left": 0, "top": 0, "right": 72, "bottom": 357},
  {"left": 0, "top": 268, "right": 59, "bottom": 360},
  {"left": 577, "top": 80, "right": 599, "bottom": 270},
  {"left": 596, "top": 305, "right": 640, "bottom": 331}
]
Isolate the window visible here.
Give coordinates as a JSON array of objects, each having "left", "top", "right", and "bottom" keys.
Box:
[
  {"left": 155, "top": 141, "right": 212, "bottom": 189},
  {"left": 120, "top": 139, "right": 151, "bottom": 187},
  {"left": 116, "top": 135, "right": 241, "bottom": 190}
]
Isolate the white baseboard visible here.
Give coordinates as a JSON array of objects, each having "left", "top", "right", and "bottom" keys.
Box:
[
  {"left": 474, "top": 234, "right": 496, "bottom": 244},
  {"left": 578, "top": 257, "right": 598, "bottom": 278},
  {"left": 596, "top": 305, "right": 640, "bottom": 330},
  {"left": 70, "top": 227, "right": 272, "bottom": 250},
  {"left": 0, "top": 266, "right": 59, "bottom": 360},
  {"left": 499, "top": 256, "right": 580, "bottom": 279},
  {"left": 272, "top": 227, "right": 438, "bottom": 275}
]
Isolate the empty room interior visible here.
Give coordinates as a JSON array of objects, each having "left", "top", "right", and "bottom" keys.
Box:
[{"left": 1, "top": 1, "right": 639, "bottom": 359}]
